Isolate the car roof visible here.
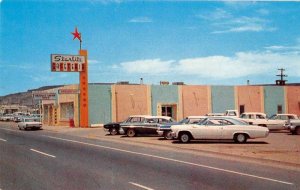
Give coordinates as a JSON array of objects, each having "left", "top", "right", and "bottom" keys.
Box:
[
  {"left": 128, "top": 115, "right": 172, "bottom": 119},
  {"left": 186, "top": 116, "right": 207, "bottom": 119},
  {"left": 275, "top": 114, "right": 297, "bottom": 116},
  {"left": 241, "top": 112, "right": 266, "bottom": 115},
  {"left": 145, "top": 116, "right": 172, "bottom": 119},
  {"left": 129, "top": 115, "right": 152, "bottom": 117}
]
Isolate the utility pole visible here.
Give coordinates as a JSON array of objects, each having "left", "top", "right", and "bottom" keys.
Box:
[{"left": 276, "top": 68, "right": 287, "bottom": 85}]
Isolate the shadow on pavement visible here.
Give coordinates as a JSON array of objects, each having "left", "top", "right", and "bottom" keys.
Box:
[{"left": 171, "top": 140, "right": 269, "bottom": 144}]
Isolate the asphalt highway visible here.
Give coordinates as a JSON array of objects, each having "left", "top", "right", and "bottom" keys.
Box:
[{"left": 0, "top": 125, "right": 299, "bottom": 190}]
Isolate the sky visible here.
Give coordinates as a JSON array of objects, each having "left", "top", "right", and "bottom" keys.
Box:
[{"left": 1, "top": 0, "right": 300, "bottom": 96}]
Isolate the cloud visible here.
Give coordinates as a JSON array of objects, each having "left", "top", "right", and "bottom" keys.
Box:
[
  {"left": 197, "top": 8, "right": 232, "bottom": 20},
  {"left": 213, "top": 16, "right": 276, "bottom": 34},
  {"left": 265, "top": 45, "right": 300, "bottom": 52},
  {"left": 198, "top": 8, "right": 276, "bottom": 33},
  {"left": 129, "top": 17, "right": 153, "bottom": 23},
  {"left": 120, "top": 59, "right": 174, "bottom": 74},
  {"left": 115, "top": 51, "right": 300, "bottom": 80}
]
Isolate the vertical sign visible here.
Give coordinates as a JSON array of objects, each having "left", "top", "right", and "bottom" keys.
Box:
[{"left": 79, "top": 50, "right": 89, "bottom": 128}]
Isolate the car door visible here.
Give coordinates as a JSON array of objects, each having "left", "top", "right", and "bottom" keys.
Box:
[
  {"left": 219, "top": 119, "right": 236, "bottom": 139},
  {"left": 147, "top": 118, "right": 159, "bottom": 134},
  {"left": 193, "top": 119, "right": 223, "bottom": 139}
]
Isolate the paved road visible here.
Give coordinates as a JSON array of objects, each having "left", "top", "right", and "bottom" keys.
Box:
[{"left": 0, "top": 125, "right": 299, "bottom": 190}]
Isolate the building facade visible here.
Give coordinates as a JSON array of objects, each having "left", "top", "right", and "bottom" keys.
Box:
[{"left": 41, "top": 84, "right": 300, "bottom": 127}]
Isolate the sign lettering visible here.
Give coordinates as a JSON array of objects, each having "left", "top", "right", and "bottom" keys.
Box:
[{"left": 51, "top": 54, "right": 85, "bottom": 72}]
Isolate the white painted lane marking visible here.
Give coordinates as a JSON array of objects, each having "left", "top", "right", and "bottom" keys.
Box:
[
  {"left": 30, "top": 149, "right": 56, "bottom": 158},
  {"left": 129, "top": 182, "right": 155, "bottom": 190},
  {"left": 44, "top": 135, "right": 294, "bottom": 186},
  {"left": 0, "top": 138, "right": 7, "bottom": 142}
]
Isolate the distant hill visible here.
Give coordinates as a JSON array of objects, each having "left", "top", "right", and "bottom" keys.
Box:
[{"left": 0, "top": 85, "right": 64, "bottom": 107}]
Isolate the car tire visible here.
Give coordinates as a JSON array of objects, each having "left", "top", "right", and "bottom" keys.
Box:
[
  {"left": 127, "top": 129, "right": 136, "bottom": 137},
  {"left": 234, "top": 133, "right": 247, "bottom": 143},
  {"left": 164, "top": 131, "right": 173, "bottom": 140},
  {"left": 109, "top": 128, "right": 118, "bottom": 135},
  {"left": 179, "top": 132, "right": 191, "bottom": 143},
  {"left": 295, "top": 127, "right": 300, "bottom": 135}
]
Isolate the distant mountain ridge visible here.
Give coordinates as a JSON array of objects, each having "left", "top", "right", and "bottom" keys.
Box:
[{"left": 0, "top": 85, "right": 64, "bottom": 106}]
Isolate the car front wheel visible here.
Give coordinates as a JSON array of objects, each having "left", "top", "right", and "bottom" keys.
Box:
[
  {"left": 234, "top": 133, "right": 247, "bottom": 143},
  {"left": 127, "top": 129, "right": 136, "bottom": 137},
  {"left": 109, "top": 128, "right": 118, "bottom": 135},
  {"left": 179, "top": 132, "right": 191, "bottom": 143},
  {"left": 164, "top": 131, "right": 173, "bottom": 140}
]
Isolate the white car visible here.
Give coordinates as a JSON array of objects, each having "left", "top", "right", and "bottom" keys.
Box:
[
  {"left": 0, "top": 114, "right": 14, "bottom": 121},
  {"left": 239, "top": 112, "right": 286, "bottom": 130},
  {"left": 18, "top": 117, "right": 42, "bottom": 130},
  {"left": 157, "top": 116, "right": 207, "bottom": 140},
  {"left": 171, "top": 117, "right": 269, "bottom": 143}
]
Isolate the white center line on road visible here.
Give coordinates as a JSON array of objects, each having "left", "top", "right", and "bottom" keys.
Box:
[
  {"left": 129, "top": 182, "right": 155, "bottom": 190},
  {"left": 0, "top": 138, "right": 7, "bottom": 142},
  {"left": 44, "top": 135, "right": 294, "bottom": 186},
  {"left": 30, "top": 149, "right": 56, "bottom": 158}
]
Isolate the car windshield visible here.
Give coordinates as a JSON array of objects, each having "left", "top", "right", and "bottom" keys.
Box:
[
  {"left": 268, "top": 115, "right": 277, "bottom": 120},
  {"left": 179, "top": 118, "right": 189, "bottom": 124},
  {"left": 24, "top": 118, "right": 39, "bottom": 122}
]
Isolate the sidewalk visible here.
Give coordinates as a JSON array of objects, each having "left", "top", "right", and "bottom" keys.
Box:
[{"left": 42, "top": 125, "right": 300, "bottom": 169}]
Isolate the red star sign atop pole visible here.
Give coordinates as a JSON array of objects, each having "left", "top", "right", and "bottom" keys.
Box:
[{"left": 71, "top": 27, "right": 82, "bottom": 50}]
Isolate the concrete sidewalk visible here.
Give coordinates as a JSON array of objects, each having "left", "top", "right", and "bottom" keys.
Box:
[{"left": 42, "top": 125, "right": 300, "bottom": 169}]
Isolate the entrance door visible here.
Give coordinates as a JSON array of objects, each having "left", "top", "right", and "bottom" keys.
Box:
[
  {"left": 162, "top": 106, "right": 172, "bottom": 117},
  {"left": 239, "top": 105, "right": 245, "bottom": 115},
  {"left": 160, "top": 104, "right": 177, "bottom": 120}
]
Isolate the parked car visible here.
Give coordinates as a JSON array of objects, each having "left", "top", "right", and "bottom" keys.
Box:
[
  {"left": 170, "top": 117, "right": 269, "bottom": 143},
  {"left": 205, "top": 113, "right": 224, "bottom": 117},
  {"left": 103, "top": 115, "right": 152, "bottom": 135},
  {"left": 269, "top": 114, "right": 298, "bottom": 121},
  {"left": 121, "top": 116, "right": 175, "bottom": 137},
  {"left": 13, "top": 112, "right": 30, "bottom": 122},
  {"left": 157, "top": 116, "right": 207, "bottom": 140},
  {"left": 0, "top": 114, "right": 14, "bottom": 121},
  {"left": 285, "top": 119, "right": 300, "bottom": 135},
  {"left": 239, "top": 112, "right": 286, "bottom": 130},
  {"left": 18, "top": 117, "right": 42, "bottom": 130},
  {"left": 205, "top": 110, "right": 239, "bottom": 118}
]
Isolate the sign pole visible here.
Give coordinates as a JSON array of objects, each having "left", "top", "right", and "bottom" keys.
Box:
[{"left": 79, "top": 50, "right": 89, "bottom": 128}]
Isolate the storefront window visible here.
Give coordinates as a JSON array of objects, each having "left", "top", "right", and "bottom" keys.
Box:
[{"left": 60, "top": 102, "right": 74, "bottom": 120}]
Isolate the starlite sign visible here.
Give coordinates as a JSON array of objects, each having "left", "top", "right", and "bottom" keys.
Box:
[{"left": 51, "top": 54, "right": 85, "bottom": 72}]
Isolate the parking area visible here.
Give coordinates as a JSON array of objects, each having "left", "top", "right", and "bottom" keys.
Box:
[{"left": 1, "top": 121, "right": 299, "bottom": 168}]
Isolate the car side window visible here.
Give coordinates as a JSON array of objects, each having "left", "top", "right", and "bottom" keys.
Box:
[
  {"left": 206, "top": 119, "right": 222, "bottom": 126},
  {"left": 129, "top": 117, "right": 142, "bottom": 123},
  {"left": 256, "top": 115, "right": 265, "bottom": 119},
  {"left": 220, "top": 119, "right": 234, "bottom": 125},
  {"left": 158, "top": 119, "right": 168, "bottom": 124},
  {"left": 189, "top": 119, "right": 201, "bottom": 124}
]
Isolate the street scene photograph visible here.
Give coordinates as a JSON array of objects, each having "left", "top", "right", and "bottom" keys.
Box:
[{"left": 0, "top": 0, "right": 300, "bottom": 190}]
